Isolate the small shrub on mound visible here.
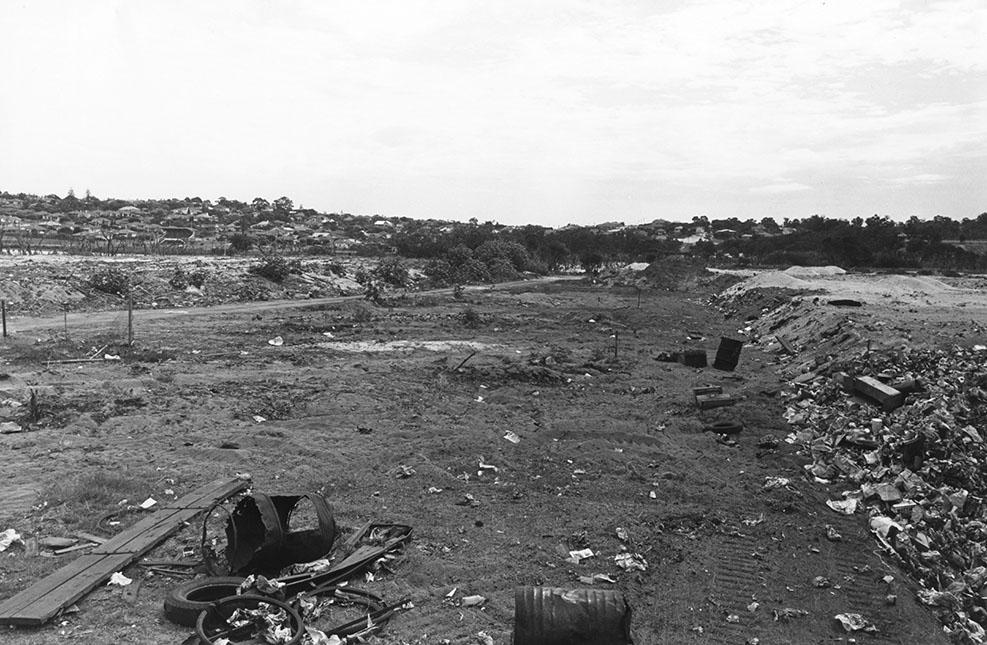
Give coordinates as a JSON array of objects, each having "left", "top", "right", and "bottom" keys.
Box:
[
  {"left": 248, "top": 255, "right": 300, "bottom": 283},
  {"left": 89, "top": 268, "right": 130, "bottom": 295}
]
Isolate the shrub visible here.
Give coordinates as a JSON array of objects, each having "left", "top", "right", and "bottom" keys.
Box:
[
  {"left": 89, "top": 268, "right": 130, "bottom": 296},
  {"left": 373, "top": 258, "right": 410, "bottom": 287},
  {"left": 324, "top": 261, "right": 347, "bottom": 277},
  {"left": 248, "top": 255, "right": 300, "bottom": 283},
  {"left": 461, "top": 307, "right": 482, "bottom": 328}
]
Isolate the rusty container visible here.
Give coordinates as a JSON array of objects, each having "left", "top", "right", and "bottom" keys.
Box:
[
  {"left": 713, "top": 337, "right": 743, "bottom": 371},
  {"left": 513, "top": 586, "right": 633, "bottom": 645}
]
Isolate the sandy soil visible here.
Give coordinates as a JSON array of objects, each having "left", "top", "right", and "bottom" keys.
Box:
[{"left": 0, "top": 267, "right": 975, "bottom": 644}]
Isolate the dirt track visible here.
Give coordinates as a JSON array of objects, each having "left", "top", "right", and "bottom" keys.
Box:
[{"left": 0, "top": 276, "right": 955, "bottom": 643}]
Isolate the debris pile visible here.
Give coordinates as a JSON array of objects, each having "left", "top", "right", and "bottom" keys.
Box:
[{"left": 781, "top": 344, "right": 987, "bottom": 643}]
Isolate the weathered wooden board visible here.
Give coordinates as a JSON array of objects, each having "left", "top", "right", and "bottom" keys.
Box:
[{"left": 0, "top": 477, "right": 246, "bottom": 627}]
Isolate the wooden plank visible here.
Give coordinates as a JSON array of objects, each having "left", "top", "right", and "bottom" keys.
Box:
[
  {"left": 8, "top": 554, "right": 132, "bottom": 626},
  {"left": 696, "top": 393, "right": 736, "bottom": 410},
  {"left": 0, "top": 477, "right": 246, "bottom": 627},
  {"left": 159, "top": 476, "right": 248, "bottom": 510},
  {"left": 91, "top": 508, "right": 184, "bottom": 555},
  {"left": 852, "top": 376, "right": 904, "bottom": 411},
  {"left": 94, "top": 507, "right": 201, "bottom": 555},
  {"left": 776, "top": 334, "right": 797, "bottom": 355},
  {"left": 0, "top": 555, "right": 106, "bottom": 618}
]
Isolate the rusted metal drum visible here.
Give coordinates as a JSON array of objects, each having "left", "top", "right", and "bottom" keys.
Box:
[
  {"left": 513, "top": 586, "right": 633, "bottom": 645},
  {"left": 713, "top": 337, "right": 743, "bottom": 371}
]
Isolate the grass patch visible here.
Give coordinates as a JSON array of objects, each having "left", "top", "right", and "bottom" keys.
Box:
[{"left": 41, "top": 470, "right": 154, "bottom": 531}]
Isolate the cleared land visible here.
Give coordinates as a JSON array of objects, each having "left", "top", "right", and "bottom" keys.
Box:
[{"left": 0, "top": 262, "right": 984, "bottom": 643}]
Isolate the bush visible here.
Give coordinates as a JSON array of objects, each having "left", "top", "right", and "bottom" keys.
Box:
[
  {"left": 168, "top": 268, "right": 208, "bottom": 290},
  {"left": 373, "top": 258, "right": 410, "bottom": 287},
  {"left": 461, "top": 307, "right": 482, "bottom": 328},
  {"left": 248, "top": 255, "right": 300, "bottom": 283},
  {"left": 324, "top": 261, "right": 347, "bottom": 277},
  {"left": 229, "top": 233, "right": 254, "bottom": 253},
  {"left": 89, "top": 268, "right": 130, "bottom": 296}
]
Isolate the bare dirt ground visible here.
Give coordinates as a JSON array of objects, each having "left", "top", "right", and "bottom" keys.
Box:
[{"left": 1, "top": 265, "right": 984, "bottom": 644}]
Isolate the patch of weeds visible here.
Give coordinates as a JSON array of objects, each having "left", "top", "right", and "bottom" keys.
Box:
[
  {"left": 169, "top": 268, "right": 208, "bottom": 290},
  {"left": 248, "top": 255, "right": 301, "bottom": 283},
  {"left": 234, "top": 391, "right": 298, "bottom": 421},
  {"left": 346, "top": 303, "right": 374, "bottom": 324},
  {"left": 461, "top": 307, "right": 482, "bottom": 328},
  {"left": 88, "top": 267, "right": 131, "bottom": 296},
  {"left": 40, "top": 470, "right": 153, "bottom": 530}
]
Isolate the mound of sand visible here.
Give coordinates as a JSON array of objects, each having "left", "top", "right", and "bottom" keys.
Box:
[
  {"left": 876, "top": 275, "right": 954, "bottom": 295},
  {"left": 783, "top": 265, "right": 846, "bottom": 278},
  {"left": 720, "top": 271, "right": 813, "bottom": 297}
]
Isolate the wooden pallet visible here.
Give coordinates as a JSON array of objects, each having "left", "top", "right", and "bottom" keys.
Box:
[{"left": 0, "top": 476, "right": 247, "bottom": 627}]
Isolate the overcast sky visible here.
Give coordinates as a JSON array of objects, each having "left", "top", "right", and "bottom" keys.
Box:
[{"left": 1, "top": 1, "right": 984, "bottom": 227}]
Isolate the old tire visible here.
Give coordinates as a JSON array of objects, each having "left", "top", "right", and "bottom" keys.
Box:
[
  {"left": 196, "top": 594, "right": 304, "bottom": 645},
  {"left": 163, "top": 576, "right": 245, "bottom": 627}
]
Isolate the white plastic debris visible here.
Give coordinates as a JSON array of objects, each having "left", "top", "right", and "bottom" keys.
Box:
[
  {"left": 252, "top": 415, "right": 267, "bottom": 423},
  {"left": 826, "top": 498, "right": 859, "bottom": 515},
  {"left": 614, "top": 552, "right": 648, "bottom": 571},
  {"left": 578, "top": 573, "right": 617, "bottom": 584},
  {"left": 267, "top": 336, "right": 284, "bottom": 347},
  {"left": 0, "top": 528, "right": 23, "bottom": 552},
  {"left": 503, "top": 431, "right": 521, "bottom": 444},
  {"left": 139, "top": 497, "right": 157, "bottom": 509},
  {"left": 104, "top": 354, "right": 121, "bottom": 361},
  {"left": 567, "top": 548, "right": 595, "bottom": 564},
  {"left": 108, "top": 572, "right": 132, "bottom": 586},
  {"left": 461, "top": 595, "right": 486, "bottom": 607},
  {"left": 616, "top": 527, "right": 629, "bottom": 541},
  {"left": 763, "top": 476, "right": 790, "bottom": 490},
  {"left": 834, "top": 612, "right": 874, "bottom": 632}
]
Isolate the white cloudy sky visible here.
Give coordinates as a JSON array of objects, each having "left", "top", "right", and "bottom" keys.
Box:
[{"left": 1, "top": 0, "right": 984, "bottom": 226}]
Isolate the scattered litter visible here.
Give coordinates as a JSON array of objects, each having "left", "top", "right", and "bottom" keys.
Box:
[
  {"left": 461, "top": 595, "right": 486, "bottom": 607},
  {"left": 267, "top": 336, "right": 284, "bottom": 346},
  {"left": 503, "top": 431, "right": 521, "bottom": 444},
  {"left": 813, "top": 576, "right": 831, "bottom": 588},
  {"left": 104, "top": 354, "right": 121, "bottom": 361},
  {"left": 763, "top": 476, "right": 790, "bottom": 490},
  {"left": 825, "top": 525, "right": 842, "bottom": 541},
  {"left": 834, "top": 612, "right": 876, "bottom": 632},
  {"left": 0, "top": 529, "right": 23, "bottom": 552},
  {"left": 615, "top": 527, "right": 629, "bottom": 541},
  {"left": 578, "top": 573, "right": 617, "bottom": 584},
  {"left": 107, "top": 572, "right": 132, "bottom": 586},
  {"left": 0, "top": 422, "right": 23, "bottom": 434},
  {"left": 741, "top": 514, "right": 764, "bottom": 527},
  {"left": 476, "top": 631, "right": 494, "bottom": 645},
  {"left": 426, "top": 487, "right": 443, "bottom": 494},
  {"left": 825, "top": 498, "right": 858, "bottom": 515},
  {"left": 726, "top": 613, "right": 740, "bottom": 623},
  {"left": 393, "top": 465, "right": 415, "bottom": 478},
  {"left": 773, "top": 607, "right": 808, "bottom": 621},
  {"left": 614, "top": 552, "right": 648, "bottom": 571},
  {"left": 252, "top": 415, "right": 267, "bottom": 423},
  {"left": 567, "top": 548, "right": 595, "bottom": 564},
  {"left": 139, "top": 497, "right": 157, "bottom": 510}
]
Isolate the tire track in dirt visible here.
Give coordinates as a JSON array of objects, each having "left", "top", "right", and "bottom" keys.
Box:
[{"left": 702, "top": 536, "right": 764, "bottom": 645}]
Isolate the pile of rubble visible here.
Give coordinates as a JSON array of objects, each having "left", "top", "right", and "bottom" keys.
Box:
[
  {"left": 782, "top": 344, "right": 987, "bottom": 642},
  {"left": 730, "top": 282, "right": 987, "bottom": 643}
]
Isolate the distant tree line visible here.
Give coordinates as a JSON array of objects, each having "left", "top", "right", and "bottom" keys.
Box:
[{"left": 710, "top": 214, "right": 987, "bottom": 271}]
